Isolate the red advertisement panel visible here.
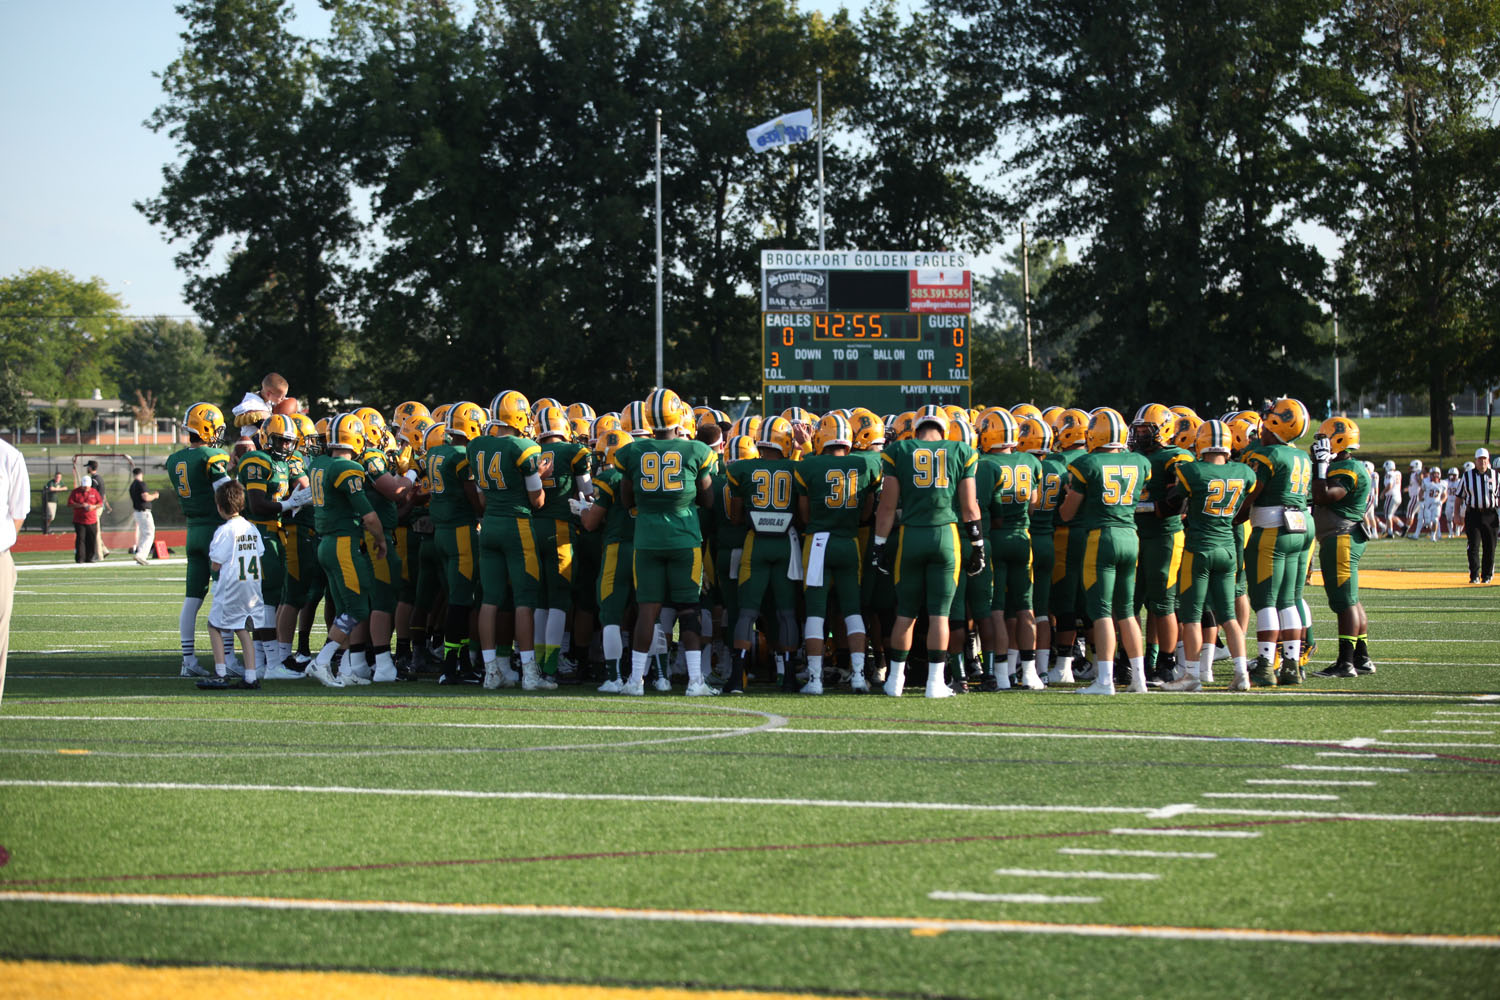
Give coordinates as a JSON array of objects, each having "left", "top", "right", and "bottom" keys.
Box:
[{"left": 908, "top": 268, "right": 971, "bottom": 313}]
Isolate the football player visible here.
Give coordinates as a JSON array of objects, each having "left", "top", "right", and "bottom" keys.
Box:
[
  {"left": 979, "top": 408, "right": 1045, "bottom": 690},
  {"left": 581, "top": 428, "right": 636, "bottom": 692},
  {"left": 532, "top": 405, "right": 592, "bottom": 681},
  {"left": 235, "top": 413, "right": 306, "bottom": 680},
  {"left": 277, "top": 412, "right": 322, "bottom": 673},
  {"left": 1131, "top": 403, "right": 1193, "bottom": 684},
  {"left": 352, "top": 407, "right": 414, "bottom": 683},
  {"left": 1309, "top": 418, "right": 1376, "bottom": 677},
  {"left": 167, "top": 402, "right": 231, "bottom": 677},
  {"left": 727, "top": 416, "right": 801, "bottom": 692},
  {"left": 870, "top": 404, "right": 982, "bottom": 699},
  {"left": 1046, "top": 408, "right": 1090, "bottom": 682},
  {"left": 1019, "top": 416, "right": 1065, "bottom": 683},
  {"left": 1058, "top": 408, "right": 1152, "bottom": 694},
  {"left": 426, "top": 401, "right": 486, "bottom": 684}
]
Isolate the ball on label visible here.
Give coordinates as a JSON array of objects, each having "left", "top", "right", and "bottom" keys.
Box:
[{"left": 274, "top": 396, "right": 300, "bottom": 415}]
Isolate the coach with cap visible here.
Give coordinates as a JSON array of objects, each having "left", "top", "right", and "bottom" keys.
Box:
[{"left": 1456, "top": 448, "right": 1498, "bottom": 584}]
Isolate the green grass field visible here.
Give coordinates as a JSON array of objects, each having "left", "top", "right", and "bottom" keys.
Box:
[{"left": 2, "top": 537, "right": 1498, "bottom": 998}]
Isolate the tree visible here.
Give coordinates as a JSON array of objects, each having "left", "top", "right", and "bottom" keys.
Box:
[
  {"left": 138, "top": 0, "right": 361, "bottom": 397},
  {"left": 1317, "top": 0, "right": 1500, "bottom": 456},
  {"left": 969, "top": 239, "right": 1080, "bottom": 406},
  {"left": 0, "top": 267, "right": 128, "bottom": 403},
  {"left": 108, "top": 317, "right": 228, "bottom": 427},
  {"left": 0, "top": 365, "right": 31, "bottom": 428}
]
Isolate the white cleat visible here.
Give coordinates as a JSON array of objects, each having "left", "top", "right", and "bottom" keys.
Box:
[
  {"left": 497, "top": 667, "right": 520, "bottom": 688},
  {"left": 883, "top": 664, "right": 906, "bottom": 697},
  {"left": 1077, "top": 678, "right": 1116, "bottom": 695},
  {"left": 350, "top": 661, "right": 374, "bottom": 681},
  {"left": 1045, "top": 664, "right": 1074, "bottom": 685},
  {"left": 1019, "top": 665, "right": 1046, "bottom": 690},
  {"left": 338, "top": 670, "right": 371, "bottom": 686},
  {"left": 224, "top": 657, "right": 245, "bottom": 678},
  {"left": 522, "top": 668, "right": 558, "bottom": 691},
  {"left": 925, "top": 682, "right": 954, "bottom": 699},
  {"left": 620, "top": 678, "right": 645, "bottom": 696},
  {"left": 684, "top": 680, "right": 720, "bottom": 697},
  {"left": 1160, "top": 676, "right": 1202, "bottom": 692},
  {"left": 262, "top": 663, "right": 303, "bottom": 680},
  {"left": 307, "top": 660, "right": 344, "bottom": 688},
  {"left": 849, "top": 672, "right": 870, "bottom": 693},
  {"left": 1229, "top": 671, "right": 1251, "bottom": 692},
  {"left": 483, "top": 662, "right": 503, "bottom": 690},
  {"left": 597, "top": 679, "right": 624, "bottom": 694},
  {"left": 800, "top": 678, "right": 823, "bottom": 695},
  {"left": 652, "top": 675, "right": 672, "bottom": 693},
  {"left": 180, "top": 658, "right": 209, "bottom": 678},
  {"left": 372, "top": 662, "right": 398, "bottom": 683}
]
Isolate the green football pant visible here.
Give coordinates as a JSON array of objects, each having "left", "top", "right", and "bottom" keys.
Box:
[
  {"left": 991, "top": 528, "right": 1034, "bottom": 616},
  {"left": 532, "top": 517, "right": 574, "bottom": 611},
  {"left": 1319, "top": 532, "right": 1365, "bottom": 612},
  {"left": 1176, "top": 545, "right": 1236, "bottom": 624},
  {"left": 1135, "top": 529, "right": 1184, "bottom": 617},
  {"left": 250, "top": 524, "right": 284, "bottom": 609},
  {"left": 634, "top": 546, "right": 703, "bottom": 605},
  {"left": 737, "top": 531, "right": 795, "bottom": 614},
  {"left": 317, "top": 533, "right": 373, "bottom": 621},
  {"left": 366, "top": 529, "right": 400, "bottom": 615},
  {"left": 1080, "top": 526, "right": 1139, "bottom": 622},
  {"left": 184, "top": 521, "right": 217, "bottom": 601},
  {"left": 1247, "top": 524, "right": 1306, "bottom": 610},
  {"left": 597, "top": 541, "right": 635, "bottom": 625},
  {"left": 894, "top": 523, "right": 960, "bottom": 619},
  {"left": 949, "top": 536, "right": 992, "bottom": 619},
  {"left": 1030, "top": 531, "right": 1055, "bottom": 617},
  {"left": 802, "top": 533, "right": 863, "bottom": 621},
  {"left": 433, "top": 523, "right": 479, "bottom": 609},
  {"left": 478, "top": 516, "right": 538, "bottom": 610}
]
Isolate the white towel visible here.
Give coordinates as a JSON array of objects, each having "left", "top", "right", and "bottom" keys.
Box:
[
  {"left": 786, "top": 527, "right": 804, "bottom": 582},
  {"left": 730, "top": 547, "right": 743, "bottom": 580},
  {"left": 804, "top": 531, "right": 830, "bottom": 588}
]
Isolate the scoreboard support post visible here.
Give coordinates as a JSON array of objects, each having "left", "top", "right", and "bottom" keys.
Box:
[{"left": 761, "top": 251, "right": 972, "bottom": 416}]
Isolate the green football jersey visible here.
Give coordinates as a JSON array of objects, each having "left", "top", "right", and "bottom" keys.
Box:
[
  {"left": 357, "top": 447, "right": 399, "bottom": 532},
  {"left": 286, "top": 450, "right": 317, "bottom": 531},
  {"left": 1174, "top": 460, "right": 1253, "bottom": 551},
  {"left": 1067, "top": 450, "right": 1152, "bottom": 530},
  {"left": 590, "top": 467, "right": 635, "bottom": 544},
  {"left": 728, "top": 457, "right": 799, "bottom": 533},
  {"left": 613, "top": 437, "right": 715, "bottom": 551},
  {"left": 879, "top": 438, "right": 977, "bottom": 527},
  {"left": 309, "top": 454, "right": 374, "bottom": 537},
  {"left": 988, "top": 451, "right": 1043, "bottom": 531},
  {"left": 1051, "top": 447, "right": 1087, "bottom": 527},
  {"left": 166, "top": 445, "right": 230, "bottom": 525},
  {"left": 1137, "top": 445, "right": 1193, "bottom": 538},
  {"left": 468, "top": 434, "right": 540, "bottom": 523},
  {"left": 1246, "top": 442, "right": 1312, "bottom": 510},
  {"left": 1031, "top": 453, "right": 1066, "bottom": 536},
  {"left": 795, "top": 453, "right": 875, "bottom": 537},
  {"left": 711, "top": 463, "right": 744, "bottom": 548},
  {"left": 426, "top": 442, "right": 477, "bottom": 528},
  {"left": 1321, "top": 457, "right": 1372, "bottom": 525},
  {"left": 236, "top": 449, "right": 289, "bottom": 527},
  {"left": 538, "top": 439, "right": 589, "bottom": 521}
]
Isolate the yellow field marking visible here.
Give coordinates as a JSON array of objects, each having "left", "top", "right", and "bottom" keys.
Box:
[
  {"left": 55, "top": 749, "right": 90, "bottom": 755},
  {"left": 0, "top": 960, "right": 853, "bottom": 1000},
  {"left": 1309, "top": 569, "right": 1474, "bottom": 591},
  {"left": 1, "top": 892, "right": 1497, "bottom": 950}
]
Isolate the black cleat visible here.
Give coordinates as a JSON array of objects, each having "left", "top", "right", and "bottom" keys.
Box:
[
  {"left": 196, "top": 676, "right": 230, "bottom": 690},
  {"left": 231, "top": 677, "right": 261, "bottom": 690},
  {"left": 980, "top": 673, "right": 1001, "bottom": 692},
  {"left": 1315, "top": 660, "right": 1357, "bottom": 678}
]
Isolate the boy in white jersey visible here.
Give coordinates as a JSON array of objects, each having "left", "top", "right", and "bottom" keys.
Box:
[
  {"left": 1378, "top": 461, "right": 1404, "bottom": 537},
  {"left": 198, "top": 482, "right": 266, "bottom": 689},
  {"left": 1411, "top": 468, "right": 1446, "bottom": 542}
]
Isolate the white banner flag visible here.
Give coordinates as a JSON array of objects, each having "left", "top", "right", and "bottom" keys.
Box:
[{"left": 747, "top": 108, "right": 815, "bottom": 153}]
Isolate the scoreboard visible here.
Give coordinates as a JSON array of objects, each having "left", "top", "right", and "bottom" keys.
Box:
[{"left": 760, "top": 250, "right": 971, "bottom": 415}]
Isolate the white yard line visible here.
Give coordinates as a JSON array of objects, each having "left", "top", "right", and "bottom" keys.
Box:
[
  {"left": 1247, "top": 779, "right": 1376, "bottom": 787},
  {"left": 1201, "top": 792, "right": 1340, "bottom": 801},
  {"left": 0, "top": 714, "right": 736, "bottom": 733},
  {"left": 7, "top": 891, "right": 1491, "bottom": 948},
  {"left": 1111, "top": 829, "right": 1260, "bottom": 838},
  {"left": 1057, "top": 848, "right": 1214, "bottom": 860},
  {"left": 1383, "top": 730, "right": 1498, "bottom": 735},
  {"left": 991, "top": 868, "right": 1159, "bottom": 881},
  {"left": 929, "top": 891, "right": 1101, "bottom": 904},
  {"left": 1376, "top": 741, "right": 1500, "bottom": 748}
]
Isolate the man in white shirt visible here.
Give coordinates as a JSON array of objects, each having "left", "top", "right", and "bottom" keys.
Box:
[
  {"left": 0, "top": 436, "right": 31, "bottom": 705},
  {"left": 1378, "top": 460, "right": 1403, "bottom": 538}
]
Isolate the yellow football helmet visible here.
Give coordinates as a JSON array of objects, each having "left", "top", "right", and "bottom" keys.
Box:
[
  {"left": 1017, "top": 415, "right": 1053, "bottom": 456},
  {"left": 422, "top": 422, "right": 447, "bottom": 454},
  {"left": 620, "top": 401, "right": 652, "bottom": 437},
  {"left": 645, "top": 388, "right": 683, "bottom": 431},
  {"left": 569, "top": 415, "right": 592, "bottom": 443},
  {"left": 183, "top": 402, "right": 225, "bottom": 446},
  {"left": 404, "top": 416, "right": 436, "bottom": 452},
  {"left": 892, "top": 410, "right": 917, "bottom": 441},
  {"left": 488, "top": 391, "right": 532, "bottom": 435},
  {"left": 1264, "top": 398, "right": 1310, "bottom": 444},
  {"left": 257, "top": 413, "right": 299, "bottom": 459},
  {"left": 594, "top": 428, "right": 633, "bottom": 467},
  {"left": 445, "top": 401, "right": 486, "bottom": 442},
  {"left": 1131, "top": 403, "right": 1174, "bottom": 447},
  {"left": 531, "top": 397, "right": 562, "bottom": 419},
  {"left": 391, "top": 400, "right": 429, "bottom": 428},
  {"left": 1085, "top": 407, "right": 1129, "bottom": 452},
  {"left": 780, "top": 406, "right": 815, "bottom": 427},
  {"left": 1171, "top": 414, "right": 1203, "bottom": 450},
  {"left": 948, "top": 420, "right": 976, "bottom": 447},
  {"left": 1318, "top": 416, "right": 1360, "bottom": 454},
  {"left": 1195, "top": 419, "right": 1234, "bottom": 457},
  {"left": 1041, "top": 405, "right": 1066, "bottom": 430},
  {"left": 592, "top": 412, "right": 622, "bottom": 439},
  {"left": 289, "top": 412, "right": 318, "bottom": 453},
  {"left": 1170, "top": 405, "right": 1201, "bottom": 422},
  {"left": 757, "top": 415, "right": 795, "bottom": 455},
  {"left": 354, "top": 406, "right": 387, "bottom": 440},
  {"left": 566, "top": 401, "right": 596, "bottom": 423},
  {"left": 912, "top": 404, "right": 950, "bottom": 438},
  {"left": 329, "top": 413, "right": 366, "bottom": 455},
  {"left": 849, "top": 409, "right": 885, "bottom": 451},
  {"left": 1224, "top": 411, "right": 1261, "bottom": 455},
  {"left": 942, "top": 403, "right": 969, "bottom": 428},
  {"left": 429, "top": 403, "right": 454, "bottom": 425},
  {"left": 813, "top": 412, "right": 852, "bottom": 452},
  {"left": 314, "top": 415, "right": 333, "bottom": 447},
  {"left": 535, "top": 405, "right": 570, "bottom": 440},
  {"left": 1054, "top": 408, "right": 1089, "bottom": 449},
  {"left": 1010, "top": 402, "right": 1043, "bottom": 425},
  {"left": 723, "top": 433, "right": 759, "bottom": 461},
  {"left": 729, "top": 414, "right": 762, "bottom": 440},
  {"left": 978, "top": 408, "right": 1020, "bottom": 452}
]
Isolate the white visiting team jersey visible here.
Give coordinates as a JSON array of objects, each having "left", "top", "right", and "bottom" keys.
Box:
[
  {"left": 207, "top": 514, "right": 266, "bottom": 628},
  {"left": 1421, "top": 480, "right": 1446, "bottom": 507},
  {"left": 1383, "top": 470, "right": 1402, "bottom": 498}
]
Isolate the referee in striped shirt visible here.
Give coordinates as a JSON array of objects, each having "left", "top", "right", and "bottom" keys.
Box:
[{"left": 1457, "top": 448, "right": 1497, "bottom": 584}]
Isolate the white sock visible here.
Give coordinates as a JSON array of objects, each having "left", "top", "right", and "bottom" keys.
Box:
[
  {"left": 629, "top": 650, "right": 649, "bottom": 684},
  {"left": 1258, "top": 641, "right": 1276, "bottom": 661},
  {"left": 650, "top": 623, "right": 668, "bottom": 655},
  {"left": 1006, "top": 649, "right": 1019, "bottom": 675},
  {"left": 179, "top": 597, "right": 203, "bottom": 657},
  {"left": 243, "top": 664, "right": 257, "bottom": 683},
  {"left": 1175, "top": 641, "right": 1187, "bottom": 670},
  {"left": 1094, "top": 660, "right": 1111, "bottom": 684},
  {"left": 560, "top": 631, "right": 572, "bottom": 655},
  {"left": 313, "top": 640, "right": 339, "bottom": 668},
  {"left": 1233, "top": 655, "right": 1249, "bottom": 677},
  {"left": 519, "top": 649, "right": 536, "bottom": 667},
  {"left": 482, "top": 648, "right": 496, "bottom": 665},
  {"left": 546, "top": 609, "right": 567, "bottom": 650},
  {"left": 1129, "top": 655, "right": 1145, "bottom": 676},
  {"left": 807, "top": 653, "right": 823, "bottom": 675},
  {"left": 1057, "top": 654, "right": 1073, "bottom": 676},
  {"left": 221, "top": 630, "right": 238, "bottom": 660},
  {"left": 215, "top": 660, "right": 227, "bottom": 678},
  {"left": 254, "top": 640, "right": 267, "bottom": 674},
  {"left": 602, "top": 625, "right": 624, "bottom": 662},
  {"left": 374, "top": 651, "right": 395, "bottom": 672},
  {"left": 1037, "top": 648, "right": 1051, "bottom": 673},
  {"left": 850, "top": 651, "right": 865, "bottom": 677},
  {"left": 347, "top": 649, "right": 368, "bottom": 675},
  {"left": 686, "top": 649, "right": 703, "bottom": 685},
  {"left": 1196, "top": 645, "right": 1213, "bottom": 680},
  {"left": 1283, "top": 639, "right": 1301, "bottom": 662}
]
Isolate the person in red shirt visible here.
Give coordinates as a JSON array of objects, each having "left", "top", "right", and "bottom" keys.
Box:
[{"left": 68, "top": 476, "right": 103, "bottom": 563}]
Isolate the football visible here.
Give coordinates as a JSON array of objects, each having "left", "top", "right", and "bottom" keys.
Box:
[{"left": 273, "top": 396, "right": 300, "bottom": 415}]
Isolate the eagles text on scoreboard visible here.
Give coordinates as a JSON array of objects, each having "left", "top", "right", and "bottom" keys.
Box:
[{"left": 760, "top": 250, "right": 972, "bottom": 415}]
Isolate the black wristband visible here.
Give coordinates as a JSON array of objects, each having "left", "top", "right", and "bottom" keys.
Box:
[{"left": 964, "top": 519, "right": 983, "bottom": 543}]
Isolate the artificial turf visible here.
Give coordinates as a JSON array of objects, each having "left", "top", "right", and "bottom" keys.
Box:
[{"left": 1, "top": 537, "right": 1497, "bottom": 998}]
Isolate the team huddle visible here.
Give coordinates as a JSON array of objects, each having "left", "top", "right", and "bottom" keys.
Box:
[{"left": 167, "top": 382, "right": 1379, "bottom": 695}]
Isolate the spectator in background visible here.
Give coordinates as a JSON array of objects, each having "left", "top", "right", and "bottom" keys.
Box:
[
  {"left": 41, "top": 473, "right": 63, "bottom": 534},
  {"left": 84, "top": 460, "right": 111, "bottom": 559},
  {"left": 129, "top": 467, "right": 158, "bottom": 565},
  {"left": 0, "top": 435, "right": 30, "bottom": 704},
  {"left": 1457, "top": 448, "right": 1497, "bottom": 584},
  {"left": 69, "top": 475, "right": 103, "bottom": 563}
]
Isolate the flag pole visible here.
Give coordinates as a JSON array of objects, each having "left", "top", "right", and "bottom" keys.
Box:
[
  {"left": 655, "top": 108, "right": 664, "bottom": 391},
  {"left": 816, "top": 68, "right": 825, "bottom": 252}
]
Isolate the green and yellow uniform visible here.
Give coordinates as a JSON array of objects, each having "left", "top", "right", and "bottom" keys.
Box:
[
  {"left": 855, "top": 448, "right": 892, "bottom": 615},
  {"left": 1029, "top": 452, "right": 1065, "bottom": 617},
  {"left": 591, "top": 466, "right": 636, "bottom": 625},
  {"left": 534, "top": 438, "right": 590, "bottom": 612},
  {"left": 166, "top": 443, "right": 231, "bottom": 600},
  {"left": 469, "top": 433, "right": 542, "bottom": 610},
  {"left": 281, "top": 449, "right": 322, "bottom": 608},
  {"left": 795, "top": 453, "right": 875, "bottom": 623},
  {"left": 393, "top": 447, "right": 422, "bottom": 604},
  {"left": 881, "top": 438, "right": 977, "bottom": 618},
  {"left": 426, "top": 440, "right": 480, "bottom": 608},
  {"left": 710, "top": 458, "right": 746, "bottom": 625},
  {"left": 614, "top": 438, "right": 715, "bottom": 605},
  {"left": 1315, "top": 458, "right": 1372, "bottom": 612},
  {"left": 729, "top": 455, "right": 800, "bottom": 618},
  {"left": 1173, "top": 460, "right": 1253, "bottom": 624},
  {"left": 1067, "top": 450, "right": 1152, "bottom": 621},
  {"left": 1244, "top": 442, "right": 1313, "bottom": 611},
  {"left": 358, "top": 446, "right": 401, "bottom": 614},
  {"left": 958, "top": 453, "right": 1004, "bottom": 620},
  {"left": 1049, "top": 446, "right": 1088, "bottom": 623},
  {"left": 1135, "top": 445, "right": 1192, "bottom": 617},
  {"left": 236, "top": 449, "right": 289, "bottom": 611},
  {"left": 310, "top": 452, "right": 376, "bottom": 620},
  {"left": 988, "top": 451, "right": 1043, "bottom": 617}
]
